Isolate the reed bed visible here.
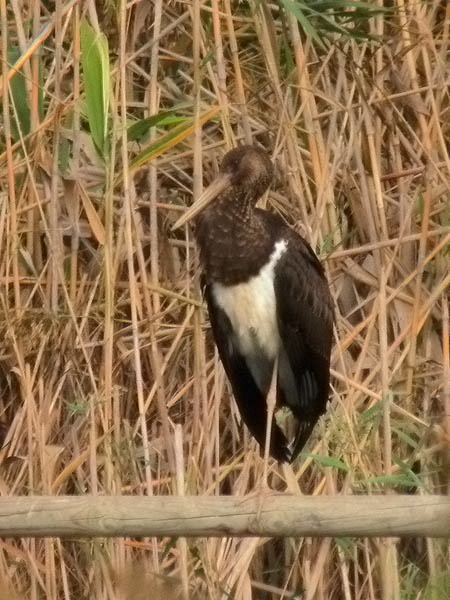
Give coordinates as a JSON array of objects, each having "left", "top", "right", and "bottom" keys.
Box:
[{"left": 0, "top": 1, "right": 449, "bottom": 598}]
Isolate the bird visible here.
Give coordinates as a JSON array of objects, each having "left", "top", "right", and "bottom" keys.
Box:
[{"left": 173, "top": 145, "right": 334, "bottom": 463}]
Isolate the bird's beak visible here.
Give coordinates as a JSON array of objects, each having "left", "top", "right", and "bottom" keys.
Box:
[{"left": 172, "top": 172, "right": 232, "bottom": 230}]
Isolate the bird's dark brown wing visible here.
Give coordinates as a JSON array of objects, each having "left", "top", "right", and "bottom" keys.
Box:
[
  {"left": 203, "top": 281, "right": 292, "bottom": 462},
  {"left": 274, "top": 231, "right": 334, "bottom": 460}
]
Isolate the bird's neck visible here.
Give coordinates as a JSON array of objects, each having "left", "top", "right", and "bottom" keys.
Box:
[{"left": 195, "top": 193, "right": 274, "bottom": 285}]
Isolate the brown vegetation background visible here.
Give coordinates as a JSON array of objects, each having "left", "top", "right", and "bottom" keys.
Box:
[{"left": 0, "top": 0, "right": 449, "bottom": 598}]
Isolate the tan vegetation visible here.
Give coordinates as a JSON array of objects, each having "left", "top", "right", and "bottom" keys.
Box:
[{"left": 0, "top": 0, "right": 449, "bottom": 599}]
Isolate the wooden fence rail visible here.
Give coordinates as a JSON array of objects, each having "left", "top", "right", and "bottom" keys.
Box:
[{"left": 0, "top": 495, "right": 449, "bottom": 538}]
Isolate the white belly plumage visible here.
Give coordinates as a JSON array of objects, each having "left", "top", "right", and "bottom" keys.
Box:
[{"left": 212, "top": 239, "right": 288, "bottom": 368}]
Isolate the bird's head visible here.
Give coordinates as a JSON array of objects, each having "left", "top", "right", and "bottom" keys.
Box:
[
  {"left": 220, "top": 145, "right": 274, "bottom": 196},
  {"left": 172, "top": 145, "right": 274, "bottom": 229}
]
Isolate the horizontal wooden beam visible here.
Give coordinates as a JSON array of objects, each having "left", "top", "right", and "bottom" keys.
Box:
[{"left": 0, "top": 495, "right": 449, "bottom": 539}]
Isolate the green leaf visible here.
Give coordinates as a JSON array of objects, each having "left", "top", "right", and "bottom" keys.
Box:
[
  {"left": 127, "top": 107, "right": 190, "bottom": 142},
  {"left": 80, "top": 20, "right": 110, "bottom": 158},
  {"left": 127, "top": 106, "right": 220, "bottom": 177},
  {"left": 335, "top": 536, "right": 355, "bottom": 557},
  {"left": 302, "top": 452, "right": 350, "bottom": 472},
  {"left": 392, "top": 426, "right": 419, "bottom": 449},
  {"left": 416, "top": 191, "right": 424, "bottom": 220},
  {"left": 320, "top": 231, "right": 336, "bottom": 257},
  {"left": 366, "top": 473, "right": 420, "bottom": 490},
  {"left": 58, "top": 136, "right": 71, "bottom": 174},
  {"left": 393, "top": 458, "right": 423, "bottom": 488},
  {"left": 360, "top": 401, "right": 382, "bottom": 425},
  {"left": 425, "top": 570, "right": 450, "bottom": 600},
  {"left": 280, "top": 0, "right": 325, "bottom": 47},
  {"left": 129, "top": 120, "right": 196, "bottom": 172},
  {"left": 67, "top": 400, "right": 89, "bottom": 416},
  {"left": 279, "top": 0, "right": 389, "bottom": 45},
  {"left": 8, "top": 47, "right": 31, "bottom": 139}
]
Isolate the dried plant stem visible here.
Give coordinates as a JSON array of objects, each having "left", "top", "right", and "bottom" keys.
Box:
[{"left": 1, "top": 1, "right": 448, "bottom": 597}]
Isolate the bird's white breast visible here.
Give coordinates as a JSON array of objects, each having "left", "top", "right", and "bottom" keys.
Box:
[{"left": 212, "top": 239, "right": 288, "bottom": 360}]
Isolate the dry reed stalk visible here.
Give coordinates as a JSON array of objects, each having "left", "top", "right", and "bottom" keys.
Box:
[{"left": 0, "top": 0, "right": 449, "bottom": 598}]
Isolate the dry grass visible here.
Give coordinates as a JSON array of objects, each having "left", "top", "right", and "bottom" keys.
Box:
[{"left": 0, "top": 0, "right": 449, "bottom": 599}]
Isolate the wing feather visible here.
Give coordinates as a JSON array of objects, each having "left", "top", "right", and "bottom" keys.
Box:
[{"left": 274, "top": 232, "right": 334, "bottom": 460}]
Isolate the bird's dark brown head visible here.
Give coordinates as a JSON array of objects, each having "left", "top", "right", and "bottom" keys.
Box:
[
  {"left": 172, "top": 145, "right": 274, "bottom": 229},
  {"left": 219, "top": 145, "right": 274, "bottom": 200}
]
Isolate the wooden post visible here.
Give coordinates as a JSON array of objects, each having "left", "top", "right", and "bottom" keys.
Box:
[{"left": 0, "top": 495, "right": 448, "bottom": 538}]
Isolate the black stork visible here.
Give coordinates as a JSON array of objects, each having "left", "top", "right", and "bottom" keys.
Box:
[{"left": 173, "top": 145, "right": 334, "bottom": 463}]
